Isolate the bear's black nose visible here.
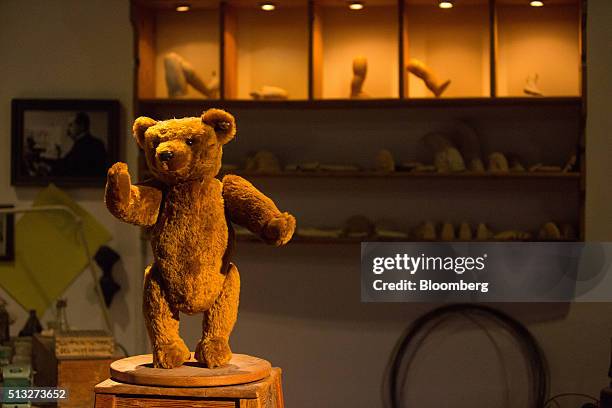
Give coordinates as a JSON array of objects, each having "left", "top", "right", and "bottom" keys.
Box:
[{"left": 159, "top": 151, "right": 174, "bottom": 162}]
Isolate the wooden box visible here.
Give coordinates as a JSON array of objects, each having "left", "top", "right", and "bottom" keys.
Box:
[
  {"left": 32, "top": 335, "right": 114, "bottom": 408},
  {"left": 55, "top": 330, "right": 114, "bottom": 359}
]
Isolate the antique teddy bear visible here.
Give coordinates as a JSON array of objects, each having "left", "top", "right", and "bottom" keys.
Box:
[{"left": 105, "top": 109, "right": 295, "bottom": 369}]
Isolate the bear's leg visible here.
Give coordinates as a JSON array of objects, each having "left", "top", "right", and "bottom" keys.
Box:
[
  {"left": 143, "top": 263, "right": 191, "bottom": 368},
  {"left": 195, "top": 263, "right": 240, "bottom": 368}
]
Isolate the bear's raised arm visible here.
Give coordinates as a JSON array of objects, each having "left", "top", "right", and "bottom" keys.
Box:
[
  {"left": 222, "top": 174, "right": 295, "bottom": 246},
  {"left": 105, "top": 162, "right": 162, "bottom": 227}
]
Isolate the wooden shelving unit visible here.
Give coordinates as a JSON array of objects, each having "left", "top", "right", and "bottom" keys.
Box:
[
  {"left": 138, "top": 96, "right": 582, "bottom": 109},
  {"left": 131, "top": 0, "right": 586, "bottom": 242},
  {"left": 132, "top": 0, "right": 582, "bottom": 101},
  {"left": 223, "top": 170, "right": 581, "bottom": 180},
  {"left": 236, "top": 234, "right": 578, "bottom": 244}
]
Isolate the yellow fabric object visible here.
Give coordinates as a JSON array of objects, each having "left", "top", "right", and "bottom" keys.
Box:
[{"left": 0, "top": 184, "right": 111, "bottom": 316}]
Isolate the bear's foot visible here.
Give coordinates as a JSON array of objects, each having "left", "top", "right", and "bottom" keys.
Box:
[
  {"left": 152, "top": 338, "right": 191, "bottom": 369},
  {"left": 195, "top": 337, "right": 232, "bottom": 368}
]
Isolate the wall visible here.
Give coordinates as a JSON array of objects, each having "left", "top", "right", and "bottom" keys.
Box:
[
  {"left": 0, "top": 1, "right": 611, "bottom": 408},
  {"left": 0, "top": 0, "right": 144, "bottom": 355}
]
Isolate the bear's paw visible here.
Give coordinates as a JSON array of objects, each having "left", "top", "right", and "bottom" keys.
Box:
[
  {"left": 195, "top": 337, "right": 232, "bottom": 368},
  {"left": 152, "top": 338, "right": 191, "bottom": 369}
]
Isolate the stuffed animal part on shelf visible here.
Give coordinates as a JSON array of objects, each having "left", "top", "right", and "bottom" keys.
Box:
[
  {"left": 164, "top": 53, "right": 218, "bottom": 99},
  {"left": 250, "top": 86, "right": 289, "bottom": 100},
  {"left": 105, "top": 109, "right": 296, "bottom": 369},
  {"left": 524, "top": 73, "right": 543, "bottom": 96},
  {"left": 375, "top": 149, "right": 395, "bottom": 172},
  {"left": 423, "top": 133, "right": 466, "bottom": 173},
  {"left": 350, "top": 56, "right": 369, "bottom": 99},
  {"left": 406, "top": 58, "right": 451, "bottom": 97},
  {"left": 245, "top": 150, "right": 282, "bottom": 174}
]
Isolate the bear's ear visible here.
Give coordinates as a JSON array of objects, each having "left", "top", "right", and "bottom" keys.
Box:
[
  {"left": 201, "top": 109, "right": 236, "bottom": 145},
  {"left": 133, "top": 116, "right": 157, "bottom": 149}
]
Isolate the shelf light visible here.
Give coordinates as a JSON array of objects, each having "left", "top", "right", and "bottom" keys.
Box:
[
  {"left": 530, "top": 0, "right": 544, "bottom": 6},
  {"left": 348, "top": 1, "right": 364, "bottom": 10},
  {"left": 260, "top": 2, "right": 276, "bottom": 11},
  {"left": 175, "top": 4, "right": 190, "bottom": 12},
  {"left": 438, "top": 1, "right": 453, "bottom": 9}
]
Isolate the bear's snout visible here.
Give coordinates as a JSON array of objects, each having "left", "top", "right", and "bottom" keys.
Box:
[
  {"left": 159, "top": 150, "right": 174, "bottom": 162},
  {"left": 155, "top": 141, "right": 190, "bottom": 172}
]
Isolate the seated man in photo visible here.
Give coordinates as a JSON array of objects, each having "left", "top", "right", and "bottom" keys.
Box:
[{"left": 53, "top": 112, "right": 108, "bottom": 178}]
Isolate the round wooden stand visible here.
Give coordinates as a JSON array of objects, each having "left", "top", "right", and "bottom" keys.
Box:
[{"left": 110, "top": 353, "right": 272, "bottom": 387}]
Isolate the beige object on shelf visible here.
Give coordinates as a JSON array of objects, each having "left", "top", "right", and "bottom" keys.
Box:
[
  {"left": 375, "top": 149, "right": 395, "bottom": 172},
  {"left": 458, "top": 222, "right": 472, "bottom": 241},
  {"left": 529, "top": 164, "right": 563, "bottom": 172},
  {"left": 506, "top": 153, "right": 526, "bottom": 172},
  {"left": 245, "top": 151, "right": 282, "bottom": 174},
  {"left": 341, "top": 215, "right": 376, "bottom": 239},
  {"left": 413, "top": 221, "right": 436, "bottom": 240},
  {"left": 295, "top": 162, "right": 320, "bottom": 171},
  {"left": 413, "top": 164, "right": 437, "bottom": 172},
  {"left": 455, "top": 122, "right": 485, "bottom": 172},
  {"left": 406, "top": 58, "right": 451, "bottom": 98},
  {"left": 440, "top": 223, "right": 455, "bottom": 241},
  {"left": 423, "top": 133, "right": 466, "bottom": 173},
  {"left": 476, "top": 223, "right": 493, "bottom": 241},
  {"left": 488, "top": 152, "right": 509, "bottom": 172},
  {"left": 494, "top": 230, "right": 532, "bottom": 241},
  {"left": 163, "top": 52, "right": 217, "bottom": 98},
  {"left": 538, "top": 222, "right": 562, "bottom": 240},
  {"left": 524, "top": 73, "right": 543, "bottom": 96},
  {"left": 319, "top": 164, "right": 360, "bottom": 172},
  {"left": 250, "top": 86, "right": 289, "bottom": 100},
  {"left": 297, "top": 227, "right": 342, "bottom": 238},
  {"left": 397, "top": 161, "right": 422, "bottom": 172},
  {"left": 376, "top": 228, "right": 409, "bottom": 239},
  {"left": 350, "top": 56, "right": 369, "bottom": 99},
  {"left": 563, "top": 154, "right": 577, "bottom": 172}
]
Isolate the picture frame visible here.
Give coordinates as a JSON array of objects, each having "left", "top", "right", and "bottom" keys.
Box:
[
  {"left": 11, "top": 99, "right": 120, "bottom": 187},
  {"left": 0, "top": 205, "right": 15, "bottom": 262}
]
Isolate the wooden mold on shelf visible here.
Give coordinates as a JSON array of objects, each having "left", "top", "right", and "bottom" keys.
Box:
[
  {"left": 311, "top": 0, "right": 399, "bottom": 99},
  {"left": 495, "top": 0, "right": 582, "bottom": 97},
  {"left": 222, "top": 0, "right": 309, "bottom": 100}
]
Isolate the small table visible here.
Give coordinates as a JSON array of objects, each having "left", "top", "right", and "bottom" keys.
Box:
[{"left": 94, "top": 353, "right": 284, "bottom": 408}]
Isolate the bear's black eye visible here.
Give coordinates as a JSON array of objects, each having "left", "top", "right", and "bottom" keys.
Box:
[{"left": 186, "top": 138, "right": 195, "bottom": 146}]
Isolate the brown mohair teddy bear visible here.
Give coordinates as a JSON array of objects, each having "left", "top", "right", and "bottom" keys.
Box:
[{"left": 105, "top": 109, "right": 295, "bottom": 369}]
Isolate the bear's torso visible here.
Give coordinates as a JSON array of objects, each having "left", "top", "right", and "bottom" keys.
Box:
[{"left": 149, "top": 177, "right": 229, "bottom": 314}]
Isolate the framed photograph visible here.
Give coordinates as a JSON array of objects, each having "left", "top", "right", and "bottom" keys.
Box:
[
  {"left": 0, "top": 206, "right": 14, "bottom": 262},
  {"left": 11, "top": 99, "right": 120, "bottom": 187}
]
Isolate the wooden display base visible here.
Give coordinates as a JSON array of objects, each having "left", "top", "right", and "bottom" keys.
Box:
[
  {"left": 95, "top": 354, "right": 283, "bottom": 408},
  {"left": 110, "top": 353, "right": 272, "bottom": 387}
]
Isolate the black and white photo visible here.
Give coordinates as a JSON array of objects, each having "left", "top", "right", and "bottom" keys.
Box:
[{"left": 11, "top": 99, "right": 119, "bottom": 186}]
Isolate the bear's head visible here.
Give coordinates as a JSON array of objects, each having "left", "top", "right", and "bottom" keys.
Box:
[{"left": 132, "top": 109, "right": 236, "bottom": 185}]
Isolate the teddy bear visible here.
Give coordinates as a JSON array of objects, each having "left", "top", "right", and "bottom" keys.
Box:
[{"left": 104, "top": 109, "right": 295, "bottom": 369}]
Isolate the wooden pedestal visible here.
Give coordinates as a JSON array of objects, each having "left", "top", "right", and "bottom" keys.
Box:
[{"left": 94, "top": 353, "right": 284, "bottom": 408}]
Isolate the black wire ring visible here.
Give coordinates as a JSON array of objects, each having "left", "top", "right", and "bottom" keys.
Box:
[{"left": 384, "top": 304, "right": 549, "bottom": 408}]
